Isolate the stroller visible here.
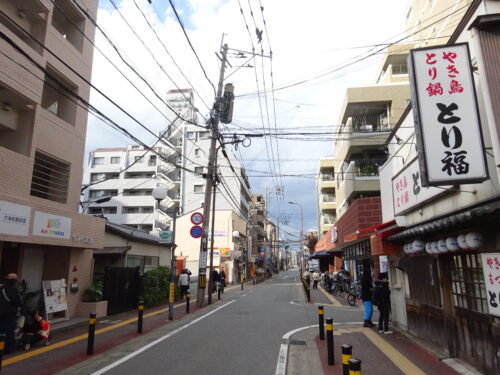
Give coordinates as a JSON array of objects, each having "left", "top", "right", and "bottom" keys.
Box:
[{"left": 15, "top": 305, "right": 51, "bottom": 351}]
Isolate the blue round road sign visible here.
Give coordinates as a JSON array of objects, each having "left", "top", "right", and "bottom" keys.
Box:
[{"left": 190, "top": 225, "right": 203, "bottom": 238}]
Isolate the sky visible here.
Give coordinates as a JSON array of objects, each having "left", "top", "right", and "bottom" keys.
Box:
[{"left": 86, "top": 0, "right": 409, "bottom": 248}]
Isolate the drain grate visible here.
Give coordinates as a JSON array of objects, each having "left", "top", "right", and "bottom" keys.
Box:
[{"left": 289, "top": 339, "right": 306, "bottom": 346}]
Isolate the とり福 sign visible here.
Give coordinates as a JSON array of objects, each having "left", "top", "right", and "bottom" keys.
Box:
[{"left": 408, "top": 43, "right": 488, "bottom": 187}]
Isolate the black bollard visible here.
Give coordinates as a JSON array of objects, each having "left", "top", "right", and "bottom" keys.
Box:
[
  {"left": 87, "top": 313, "right": 97, "bottom": 355},
  {"left": 348, "top": 358, "right": 362, "bottom": 375},
  {"left": 186, "top": 289, "right": 190, "bottom": 313},
  {"left": 0, "top": 333, "right": 6, "bottom": 374},
  {"left": 342, "top": 344, "right": 353, "bottom": 375},
  {"left": 137, "top": 300, "right": 144, "bottom": 334},
  {"left": 326, "top": 318, "right": 334, "bottom": 365},
  {"left": 318, "top": 305, "right": 325, "bottom": 340}
]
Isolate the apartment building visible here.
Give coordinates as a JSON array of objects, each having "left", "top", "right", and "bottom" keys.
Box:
[
  {"left": 83, "top": 89, "right": 253, "bottom": 280},
  {"left": 0, "top": 0, "right": 104, "bottom": 318},
  {"left": 317, "top": 158, "right": 336, "bottom": 236}
]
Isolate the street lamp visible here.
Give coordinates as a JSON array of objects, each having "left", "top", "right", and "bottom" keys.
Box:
[
  {"left": 152, "top": 185, "right": 177, "bottom": 321},
  {"left": 288, "top": 201, "right": 304, "bottom": 273}
]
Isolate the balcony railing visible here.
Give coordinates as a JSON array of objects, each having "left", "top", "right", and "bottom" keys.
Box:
[
  {"left": 346, "top": 115, "right": 390, "bottom": 133},
  {"left": 321, "top": 174, "right": 335, "bottom": 182},
  {"left": 353, "top": 159, "right": 386, "bottom": 177},
  {"left": 322, "top": 215, "right": 336, "bottom": 225},
  {"left": 322, "top": 194, "right": 336, "bottom": 203}
]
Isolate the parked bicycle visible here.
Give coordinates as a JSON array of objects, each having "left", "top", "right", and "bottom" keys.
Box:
[
  {"left": 332, "top": 273, "right": 351, "bottom": 296},
  {"left": 346, "top": 281, "right": 362, "bottom": 306}
]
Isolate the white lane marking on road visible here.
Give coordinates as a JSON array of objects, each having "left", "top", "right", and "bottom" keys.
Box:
[
  {"left": 91, "top": 300, "right": 236, "bottom": 375},
  {"left": 274, "top": 322, "right": 366, "bottom": 375},
  {"left": 275, "top": 325, "right": 317, "bottom": 375}
]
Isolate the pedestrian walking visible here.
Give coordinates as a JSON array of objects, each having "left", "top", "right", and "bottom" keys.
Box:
[
  {"left": 178, "top": 270, "right": 190, "bottom": 300},
  {"left": 212, "top": 269, "right": 220, "bottom": 293},
  {"left": 361, "top": 259, "right": 375, "bottom": 328},
  {"left": 219, "top": 267, "right": 226, "bottom": 294},
  {"left": 373, "top": 272, "right": 392, "bottom": 334},
  {"left": 0, "top": 273, "right": 22, "bottom": 353},
  {"left": 312, "top": 270, "right": 320, "bottom": 289}
]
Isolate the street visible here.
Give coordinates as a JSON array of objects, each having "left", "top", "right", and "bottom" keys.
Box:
[{"left": 54, "top": 270, "right": 334, "bottom": 375}]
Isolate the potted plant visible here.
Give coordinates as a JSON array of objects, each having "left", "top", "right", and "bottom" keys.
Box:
[{"left": 77, "top": 281, "right": 108, "bottom": 318}]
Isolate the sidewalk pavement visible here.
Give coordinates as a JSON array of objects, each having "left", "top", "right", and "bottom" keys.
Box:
[{"left": 287, "top": 284, "right": 482, "bottom": 375}]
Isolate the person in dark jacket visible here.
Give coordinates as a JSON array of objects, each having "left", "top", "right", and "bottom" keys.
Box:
[
  {"left": 0, "top": 273, "right": 22, "bottom": 353},
  {"left": 374, "top": 272, "right": 392, "bottom": 334},
  {"left": 360, "top": 259, "right": 375, "bottom": 327},
  {"left": 211, "top": 269, "right": 220, "bottom": 293}
]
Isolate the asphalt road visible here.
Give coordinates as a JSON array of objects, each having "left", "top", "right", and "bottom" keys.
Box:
[{"left": 55, "top": 270, "right": 365, "bottom": 375}]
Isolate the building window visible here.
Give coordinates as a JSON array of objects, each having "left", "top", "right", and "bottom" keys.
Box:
[
  {"left": 88, "top": 206, "right": 117, "bottom": 215},
  {"left": 124, "top": 172, "right": 155, "bottom": 179},
  {"left": 148, "top": 155, "right": 156, "bottom": 166},
  {"left": 92, "top": 157, "right": 104, "bottom": 166},
  {"left": 194, "top": 184, "right": 204, "bottom": 193},
  {"left": 111, "top": 156, "right": 120, "bottom": 164},
  {"left": 187, "top": 131, "right": 195, "bottom": 140},
  {"left": 131, "top": 145, "right": 141, "bottom": 150},
  {"left": 0, "top": 85, "right": 35, "bottom": 156},
  {"left": 194, "top": 166, "right": 203, "bottom": 176},
  {"left": 134, "top": 156, "right": 144, "bottom": 163},
  {"left": 90, "top": 172, "right": 119, "bottom": 182},
  {"left": 199, "top": 131, "right": 210, "bottom": 139},
  {"left": 123, "top": 189, "right": 153, "bottom": 196},
  {"left": 51, "top": 0, "right": 85, "bottom": 52},
  {"left": 122, "top": 206, "right": 154, "bottom": 214},
  {"left": 194, "top": 148, "right": 200, "bottom": 157},
  {"left": 41, "top": 66, "right": 78, "bottom": 126},
  {"left": 451, "top": 254, "right": 488, "bottom": 314},
  {"left": 30, "top": 151, "right": 70, "bottom": 203},
  {"left": 89, "top": 190, "right": 118, "bottom": 198}
]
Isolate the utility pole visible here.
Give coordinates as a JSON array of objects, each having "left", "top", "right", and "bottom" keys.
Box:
[{"left": 196, "top": 42, "right": 229, "bottom": 307}]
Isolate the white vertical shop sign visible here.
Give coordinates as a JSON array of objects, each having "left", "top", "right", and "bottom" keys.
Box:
[
  {"left": 33, "top": 211, "right": 72, "bottom": 239},
  {"left": 0, "top": 200, "right": 31, "bottom": 236},
  {"left": 392, "top": 158, "right": 451, "bottom": 216},
  {"left": 409, "top": 43, "right": 488, "bottom": 186},
  {"left": 481, "top": 253, "right": 500, "bottom": 317}
]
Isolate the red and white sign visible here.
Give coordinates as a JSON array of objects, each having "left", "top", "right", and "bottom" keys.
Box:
[
  {"left": 391, "top": 158, "right": 451, "bottom": 216},
  {"left": 481, "top": 253, "right": 500, "bottom": 317},
  {"left": 191, "top": 212, "right": 204, "bottom": 225},
  {"left": 409, "top": 43, "right": 488, "bottom": 186}
]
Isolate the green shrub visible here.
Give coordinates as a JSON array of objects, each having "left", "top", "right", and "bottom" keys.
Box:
[
  {"left": 142, "top": 267, "right": 180, "bottom": 307},
  {"left": 84, "top": 281, "right": 103, "bottom": 302}
]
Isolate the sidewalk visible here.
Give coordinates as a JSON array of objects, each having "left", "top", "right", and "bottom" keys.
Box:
[
  {"left": 287, "top": 284, "right": 482, "bottom": 375},
  {"left": 1, "top": 281, "right": 253, "bottom": 375}
]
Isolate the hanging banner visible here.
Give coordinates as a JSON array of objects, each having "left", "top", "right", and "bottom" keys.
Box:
[
  {"left": 409, "top": 43, "right": 488, "bottom": 186},
  {"left": 481, "top": 253, "right": 500, "bottom": 317}
]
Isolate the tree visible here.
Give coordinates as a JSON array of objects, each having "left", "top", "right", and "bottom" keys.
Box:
[{"left": 305, "top": 233, "right": 318, "bottom": 254}]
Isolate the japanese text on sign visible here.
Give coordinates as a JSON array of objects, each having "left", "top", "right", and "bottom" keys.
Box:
[
  {"left": 481, "top": 253, "right": 500, "bottom": 317},
  {"left": 409, "top": 43, "right": 488, "bottom": 186}
]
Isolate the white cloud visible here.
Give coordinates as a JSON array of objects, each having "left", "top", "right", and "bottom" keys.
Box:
[{"left": 86, "top": 0, "right": 409, "bottom": 233}]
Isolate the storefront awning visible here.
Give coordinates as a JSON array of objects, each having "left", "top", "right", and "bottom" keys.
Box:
[{"left": 309, "top": 250, "right": 334, "bottom": 259}]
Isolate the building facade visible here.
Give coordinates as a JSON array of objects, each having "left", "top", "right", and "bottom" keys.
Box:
[
  {"left": 317, "top": 158, "right": 336, "bottom": 236},
  {"left": 0, "top": 0, "right": 104, "bottom": 318},
  {"left": 376, "top": 1, "right": 500, "bottom": 373}
]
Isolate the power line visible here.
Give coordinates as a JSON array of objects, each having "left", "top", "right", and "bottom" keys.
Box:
[{"left": 166, "top": 0, "right": 216, "bottom": 96}]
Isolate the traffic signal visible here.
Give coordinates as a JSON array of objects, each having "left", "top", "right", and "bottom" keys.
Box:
[
  {"left": 220, "top": 83, "right": 234, "bottom": 124},
  {"left": 284, "top": 244, "right": 289, "bottom": 250}
]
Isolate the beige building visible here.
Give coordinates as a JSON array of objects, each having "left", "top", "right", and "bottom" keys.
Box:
[
  {"left": 317, "top": 158, "right": 336, "bottom": 236},
  {"left": 0, "top": 0, "right": 104, "bottom": 318},
  {"left": 174, "top": 209, "right": 248, "bottom": 284},
  {"left": 333, "top": 48, "right": 411, "bottom": 219}
]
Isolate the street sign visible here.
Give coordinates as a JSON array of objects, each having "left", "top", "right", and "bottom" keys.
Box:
[
  {"left": 191, "top": 212, "right": 204, "bottom": 225},
  {"left": 190, "top": 225, "right": 203, "bottom": 238},
  {"left": 159, "top": 230, "right": 172, "bottom": 244}
]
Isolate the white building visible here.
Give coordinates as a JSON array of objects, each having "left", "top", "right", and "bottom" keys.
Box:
[{"left": 83, "top": 89, "right": 252, "bottom": 279}]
